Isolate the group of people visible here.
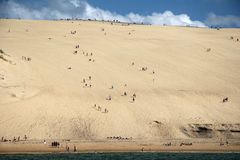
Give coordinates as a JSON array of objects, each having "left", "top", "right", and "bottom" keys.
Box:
[
  {"left": 1, "top": 135, "right": 27, "bottom": 142},
  {"left": 93, "top": 104, "right": 108, "bottom": 113},
  {"left": 70, "top": 30, "right": 77, "bottom": 34},
  {"left": 107, "top": 84, "right": 137, "bottom": 102},
  {"left": 65, "top": 145, "right": 77, "bottom": 152},
  {"left": 131, "top": 62, "right": 156, "bottom": 82},
  {"left": 230, "top": 36, "right": 239, "bottom": 42},
  {"left": 81, "top": 50, "right": 95, "bottom": 63},
  {"left": 82, "top": 76, "right": 92, "bottom": 88},
  {"left": 22, "top": 56, "right": 31, "bottom": 61},
  {"left": 107, "top": 136, "right": 132, "bottom": 140}
]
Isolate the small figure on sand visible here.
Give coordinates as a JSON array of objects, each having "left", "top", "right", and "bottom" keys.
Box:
[
  {"left": 132, "top": 97, "right": 135, "bottom": 102},
  {"left": 104, "top": 108, "right": 108, "bottom": 113},
  {"left": 133, "top": 93, "right": 136, "bottom": 98},
  {"left": 131, "top": 62, "right": 134, "bottom": 66},
  {"left": 89, "top": 76, "right": 91, "bottom": 80},
  {"left": 74, "top": 145, "right": 77, "bottom": 152},
  {"left": 66, "top": 145, "right": 70, "bottom": 152},
  {"left": 141, "top": 67, "right": 147, "bottom": 71},
  {"left": 24, "top": 135, "right": 27, "bottom": 141},
  {"left": 98, "top": 106, "right": 101, "bottom": 111},
  {"left": 110, "top": 85, "right": 114, "bottom": 89},
  {"left": 75, "top": 45, "right": 79, "bottom": 49},
  {"left": 206, "top": 48, "right": 211, "bottom": 52},
  {"left": 123, "top": 91, "right": 127, "bottom": 96},
  {"left": 222, "top": 97, "right": 228, "bottom": 103},
  {"left": 82, "top": 79, "right": 85, "bottom": 83}
]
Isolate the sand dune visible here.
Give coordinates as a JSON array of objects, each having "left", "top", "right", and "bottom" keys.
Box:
[{"left": 0, "top": 19, "right": 240, "bottom": 142}]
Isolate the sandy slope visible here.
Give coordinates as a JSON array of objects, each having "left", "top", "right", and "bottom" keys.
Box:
[{"left": 0, "top": 19, "right": 240, "bottom": 141}]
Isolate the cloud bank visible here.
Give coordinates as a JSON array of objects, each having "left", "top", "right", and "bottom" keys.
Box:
[
  {"left": 205, "top": 13, "right": 240, "bottom": 28},
  {"left": 0, "top": 0, "right": 207, "bottom": 27}
]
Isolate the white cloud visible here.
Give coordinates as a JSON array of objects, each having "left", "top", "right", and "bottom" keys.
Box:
[
  {"left": 205, "top": 13, "right": 240, "bottom": 27},
  {"left": 0, "top": 0, "right": 207, "bottom": 27}
]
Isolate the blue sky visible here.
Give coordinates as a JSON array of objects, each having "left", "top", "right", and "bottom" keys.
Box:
[
  {"left": 0, "top": 0, "right": 240, "bottom": 27},
  {"left": 88, "top": 0, "right": 240, "bottom": 21}
]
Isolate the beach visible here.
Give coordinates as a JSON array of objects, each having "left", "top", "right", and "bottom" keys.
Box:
[{"left": 1, "top": 139, "right": 240, "bottom": 153}]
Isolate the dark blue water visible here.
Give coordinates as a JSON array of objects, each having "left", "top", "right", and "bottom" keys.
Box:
[{"left": 0, "top": 152, "right": 240, "bottom": 160}]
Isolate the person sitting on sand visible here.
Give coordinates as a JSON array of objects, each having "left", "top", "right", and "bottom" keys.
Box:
[
  {"left": 106, "top": 95, "right": 112, "bottom": 100},
  {"left": 123, "top": 92, "right": 127, "bottom": 96}
]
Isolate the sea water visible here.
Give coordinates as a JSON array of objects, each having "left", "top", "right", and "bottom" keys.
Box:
[{"left": 0, "top": 152, "right": 240, "bottom": 160}]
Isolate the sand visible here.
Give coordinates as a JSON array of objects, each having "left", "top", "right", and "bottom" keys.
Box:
[{"left": 0, "top": 19, "right": 240, "bottom": 152}]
